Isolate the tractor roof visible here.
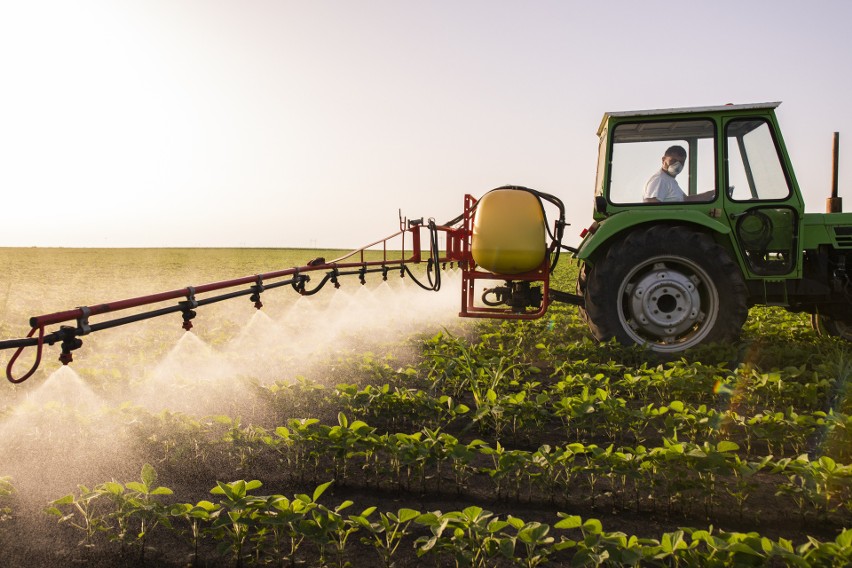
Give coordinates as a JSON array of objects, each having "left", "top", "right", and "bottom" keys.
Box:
[{"left": 598, "top": 101, "right": 781, "bottom": 135}]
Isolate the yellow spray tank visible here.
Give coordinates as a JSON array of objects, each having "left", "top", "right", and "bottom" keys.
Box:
[{"left": 471, "top": 188, "right": 547, "bottom": 274}]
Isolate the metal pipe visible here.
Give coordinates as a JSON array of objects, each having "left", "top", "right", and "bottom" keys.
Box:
[
  {"left": 833, "top": 131, "right": 840, "bottom": 199},
  {"left": 827, "top": 132, "right": 842, "bottom": 213}
]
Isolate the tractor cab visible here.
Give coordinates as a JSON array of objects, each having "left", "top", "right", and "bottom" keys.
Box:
[{"left": 585, "top": 102, "right": 804, "bottom": 279}]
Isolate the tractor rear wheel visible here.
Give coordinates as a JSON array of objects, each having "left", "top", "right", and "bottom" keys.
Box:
[
  {"left": 811, "top": 314, "right": 852, "bottom": 341},
  {"left": 580, "top": 226, "right": 748, "bottom": 354}
]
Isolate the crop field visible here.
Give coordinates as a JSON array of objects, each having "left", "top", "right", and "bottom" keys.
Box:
[{"left": 0, "top": 247, "right": 850, "bottom": 566}]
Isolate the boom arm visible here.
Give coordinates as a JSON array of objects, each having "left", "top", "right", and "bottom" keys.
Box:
[{"left": 1, "top": 219, "right": 466, "bottom": 383}]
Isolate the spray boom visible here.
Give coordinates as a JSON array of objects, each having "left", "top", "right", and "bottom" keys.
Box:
[{"left": 0, "top": 188, "right": 579, "bottom": 383}]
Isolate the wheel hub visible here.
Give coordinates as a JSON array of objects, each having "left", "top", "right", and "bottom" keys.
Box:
[{"left": 625, "top": 262, "right": 703, "bottom": 339}]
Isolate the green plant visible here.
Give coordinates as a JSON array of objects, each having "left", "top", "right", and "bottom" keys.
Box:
[
  {"left": 170, "top": 500, "right": 218, "bottom": 566},
  {"left": 354, "top": 507, "right": 421, "bottom": 568},
  {"left": 416, "top": 506, "right": 514, "bottom": 568},
  {"left": 305, "top": 500, "right": 375, "bottom": 568},
  {"left": 506, "top": 517, "right": 558, "bottom": 568},
  {"left": 209, "top": 479, "right": 264, "bottom": 567},
  {"left": 101, "top": 463, "right": 174, "bottom": 560}
]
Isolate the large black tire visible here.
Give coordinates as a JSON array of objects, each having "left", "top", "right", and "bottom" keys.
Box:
[
  {"left": 580, "top": 226, "right": 748, "bottom": 354},
  {"left": 811, "top": 314, "right": 852, "bottom": 341}
]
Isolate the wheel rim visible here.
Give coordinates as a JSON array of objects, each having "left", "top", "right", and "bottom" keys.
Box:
[{"left": 617, "top": 256, "right": 719, "bottom": 352}]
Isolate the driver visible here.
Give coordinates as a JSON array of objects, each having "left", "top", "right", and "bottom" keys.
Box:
[{"left": 644, "top": 145, "right": 688, "bottom": 202}]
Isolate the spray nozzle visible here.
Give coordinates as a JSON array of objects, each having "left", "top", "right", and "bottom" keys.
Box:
[{"left": 58, "top": 326, "right": 83, "bottom": 365}]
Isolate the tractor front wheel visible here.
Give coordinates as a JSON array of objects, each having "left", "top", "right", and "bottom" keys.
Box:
[{"left": 580, "top": 226, "right": 748, "bottom": 354}]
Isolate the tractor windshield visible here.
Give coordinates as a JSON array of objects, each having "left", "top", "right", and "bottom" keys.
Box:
[{"left": 607, "top": 119, "right": 716, "bottom": 204}]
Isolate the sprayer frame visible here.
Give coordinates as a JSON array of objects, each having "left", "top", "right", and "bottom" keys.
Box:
[{"left": 0, "top": 189, "right": 585, "bottom": 383}]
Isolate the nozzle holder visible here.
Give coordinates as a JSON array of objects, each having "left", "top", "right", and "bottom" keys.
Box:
[
  {"left": 250, "top": 276, "right": 265, "bottom": 309},
  {"left": 76, "top": 306, "right": 92, "bottom": 335},
  {"left": 180, "top": 287, "right": 199, "bottom": 331}
]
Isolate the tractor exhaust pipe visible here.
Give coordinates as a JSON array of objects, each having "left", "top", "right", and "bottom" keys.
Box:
[{"left": 827, "top": 131, "right": 842, "bottom": 213}]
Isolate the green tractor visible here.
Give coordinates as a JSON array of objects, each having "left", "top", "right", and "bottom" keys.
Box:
[{"left": 573, "top": 101, "right": 851, "bottom": 353}]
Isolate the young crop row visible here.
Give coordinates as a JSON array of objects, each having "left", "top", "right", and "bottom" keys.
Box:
[
  {"left": 230, "top": 351, "right": 851, "bottom": 459},
  {"left": 122, "top": 407, "right": 852, "bottom": 525},
  {"left": 423, "top": 327, "right": 849, "bottom": 416},
  {"left": 334, "top": 379, "right": 852, "bottom": 458},
  {"left": 47, "top": 465, "right": 852, "bottom": 568}
]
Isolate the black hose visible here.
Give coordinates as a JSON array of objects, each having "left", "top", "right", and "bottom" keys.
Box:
[{"left": 402, "top": 219, "right": 442, "bottom": 291}]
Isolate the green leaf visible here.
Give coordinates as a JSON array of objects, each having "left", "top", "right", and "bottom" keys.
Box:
[
  {"left": 126, "top": 482, "right": 147, "bottom": 493},
  {"left": 102, "top": 481, "right": 125, "bottom": 495},
  {"left": 51, "top": 494, "right": 75, "bottom": 506},
  {"left": 554, "top": 515, "right": 582, "bottom": 530},
  {"left": 582, "top": 518, "right": 603, "bottom": 535},
  {"left": 397, "top": 508, "right": 421, "bottom": 523},
  {"left": 506, "top": 515, "right": 525, "bottom": 530},
  {"left": 141, "top": 463, "right": 157, "bottom": 487},
  {"left": 313, "top": 480, "right": 333, "bottom": 502}
]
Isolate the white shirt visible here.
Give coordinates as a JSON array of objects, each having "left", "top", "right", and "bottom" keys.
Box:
[{"left": 644, "top": 169, "right": 686, "bottom": 202}]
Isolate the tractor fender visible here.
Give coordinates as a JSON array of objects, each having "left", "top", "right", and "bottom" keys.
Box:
[{"left": 575, "top": 209, "right": 732, "bottom": 263}]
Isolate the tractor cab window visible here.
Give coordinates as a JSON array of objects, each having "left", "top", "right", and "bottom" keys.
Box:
[
  {"left": 725, "top": 119, "right": 792, "bottom": 201},
  {"left": 608, "top": 119, "right": 716, "bottom": 204},
  {"left": 726, "top": 118, "right": 796, "bottom": 275}
]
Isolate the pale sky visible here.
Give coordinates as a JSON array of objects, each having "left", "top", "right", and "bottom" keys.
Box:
[{"left": 2, "top": 0, "right": 851, "bottom": 248}]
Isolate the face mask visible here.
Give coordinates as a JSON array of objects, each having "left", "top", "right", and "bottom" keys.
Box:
[{"left": 666, "top": 161, "right": 683, "bottom": 176}]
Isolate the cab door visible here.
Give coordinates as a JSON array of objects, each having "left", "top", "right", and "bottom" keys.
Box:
[{"left": 723, "top": 117, "right": 801, "bottom": 276}]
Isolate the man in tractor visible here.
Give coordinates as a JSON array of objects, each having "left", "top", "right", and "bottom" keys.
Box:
[
  {"left": 643, "top": 145, "right": 689, "bottom": 202},
  {"left": 643, "top": 145, "right": 715, "bottom": 203}
]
